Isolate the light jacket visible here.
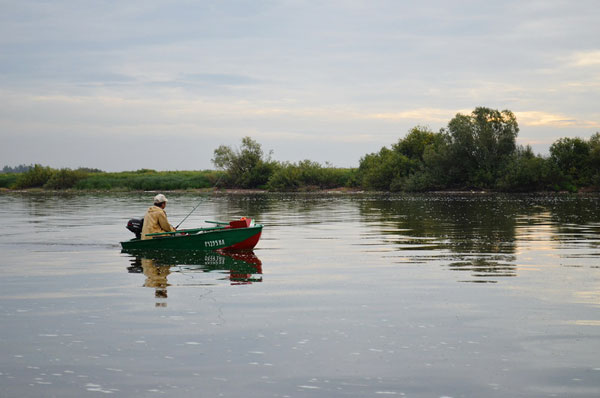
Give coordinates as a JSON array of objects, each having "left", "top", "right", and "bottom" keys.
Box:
[{"left": 141, "top": 206, "right": 175, "bottom": 240}]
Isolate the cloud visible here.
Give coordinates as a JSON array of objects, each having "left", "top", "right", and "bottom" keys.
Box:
[
  {"left": 2, "top": 1, "right": 600, "bottom": 170},
  {"left": 367, "top": 108, "right": 472, "bottom": 123},
  {"left": 515, "top": 111, "right": 600, "bottom": 129},
  {"left": 567, "top": 50, "right": 600, "bottom": 67}
]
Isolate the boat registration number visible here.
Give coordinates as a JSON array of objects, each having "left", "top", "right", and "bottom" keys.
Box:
[
  {"left": 205, "top": 239, "right": 225, "bottom": 248},
  {"left": 204, "top": 255, "right": 226, "bottom": 265}
]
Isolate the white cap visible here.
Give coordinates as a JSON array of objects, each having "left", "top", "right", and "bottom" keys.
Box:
[{"left": 153, "top": 193, "right": 168, "bottom": 204}]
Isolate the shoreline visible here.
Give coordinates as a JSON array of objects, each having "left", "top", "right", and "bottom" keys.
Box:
[{"left": 1, "top": 187, "right": 598, "bottom": 195}]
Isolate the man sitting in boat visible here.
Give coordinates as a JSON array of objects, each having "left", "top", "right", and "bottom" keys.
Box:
[{"left": 141, "top": 194, "right": 176, "bottom": 240}]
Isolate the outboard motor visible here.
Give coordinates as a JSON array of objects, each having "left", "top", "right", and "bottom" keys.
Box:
[{"left": 126, "top": 218, "right": 144, "bottom": 239}]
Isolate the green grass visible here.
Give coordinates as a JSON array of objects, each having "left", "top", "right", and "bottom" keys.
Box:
[
  {"left": 74, "top": 170, "right": 223, "bottom": 190},
  {"left": 0, "top": 174, "right": 18, "bottom": 188},
  {"left": 3, "top": 167, "right": 225, "bottom": 191}
]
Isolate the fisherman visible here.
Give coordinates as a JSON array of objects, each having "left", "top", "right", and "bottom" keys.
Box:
[{"left": 141, "top": 194, "right": 176, "bottom": 240}]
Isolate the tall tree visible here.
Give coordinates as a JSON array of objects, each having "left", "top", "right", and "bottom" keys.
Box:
[
  {"left": 446, "top": 107, "right": 519, "bottom": 187},
  {"left": 550, "top": 136, "right": 591, "bottom": 188},
  {"left": 393, "top": 126, "right": 437, "bottom": 162},
  {"left": 212, "top": 137, "right": 276, "bottom": 188}
]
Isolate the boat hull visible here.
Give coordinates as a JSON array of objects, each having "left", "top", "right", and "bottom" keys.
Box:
[{"left": 120, "top": 224, "right": 262, "bottom": 251}]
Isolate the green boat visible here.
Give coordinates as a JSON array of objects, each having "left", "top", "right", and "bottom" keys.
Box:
[{"left": 121, "top": 218, "right": 263, "bottom": 251}]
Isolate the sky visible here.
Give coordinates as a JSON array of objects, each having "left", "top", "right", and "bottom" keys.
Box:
[{"left": 1, "top": 0, "right": 599, "bottom": 171}]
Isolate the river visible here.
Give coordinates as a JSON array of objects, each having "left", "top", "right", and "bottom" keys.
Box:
[{"left": 0, "top": 192, "right": 599, "bottom": 397}]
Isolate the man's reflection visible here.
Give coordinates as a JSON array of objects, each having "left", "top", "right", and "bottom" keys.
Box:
[
  {"left": 126, "top": 250, "right": 263, "bottom": 305},
  {"left": 142, "top": 258, "right": 170, "bottom": 305}
]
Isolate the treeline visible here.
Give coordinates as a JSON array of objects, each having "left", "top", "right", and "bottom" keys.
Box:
[
  {"left": 0, "top": 166, "right": 222, "bottom": 191},
  {"left": 2, "top": 164, "right": 33, "bottom": 173},
  {"left": 210, "top": 108, "right": 600, "bottom": 192},
  {"left": 2, "top": 107, "right": 599, "bottom": 192},
  {"left": 211, "top": 137, "right": 356, "bottom": 190},
  {"left": 356, "top": 107, "right": 600, "bottom": 192},
  {"left": 0, "top": 161, "right": 353, "bottom": 192}
]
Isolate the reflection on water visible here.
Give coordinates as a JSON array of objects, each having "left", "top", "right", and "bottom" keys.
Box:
[
  {"left": 358, "top": 195, "right": 519, "bottom": 282},
  {"left": 1, "top": 192, "right": 600, "bottom": 398},
  {"left": 124, "top": 250, "right": 262, "bottom": 305},
  {"left": 357, "top": 194, "right": 600, "bottom": 282}
]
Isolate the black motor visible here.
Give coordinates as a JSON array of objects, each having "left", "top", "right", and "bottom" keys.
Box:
[{"left": 126, "top": 218, "right": 144, "bottom": 239}]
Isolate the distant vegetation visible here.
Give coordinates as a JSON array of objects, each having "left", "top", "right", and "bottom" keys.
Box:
[
  {"left": 212, "top": 137, "right": 357, "bottom": 191},
  {"left": 1, "top": 166, "right": 222, "bottom": 191},
  {"left": 76, "top": 170, "right": 221, "bottom": 191},
  {"left": 2, "top": 107, "right": 599, "bottom": 192},
  {"left": 267, "top": 160, "right": 356, "bottom": 191},
  {"left": 2, "top": 164, "right": 33, "bottom": 173},
  {"left": 212, "top": 136, "right": 278, "bottom": 189},
  {"left": 356, "top": 107, "right": 599, "bottom": 192}
]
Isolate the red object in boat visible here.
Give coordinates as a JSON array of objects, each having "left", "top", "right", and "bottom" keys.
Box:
[{"left": 228, "top": 218, "right": 252, "bottom": 229}]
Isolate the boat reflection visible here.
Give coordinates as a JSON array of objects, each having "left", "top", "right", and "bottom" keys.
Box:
[{"left": 123, "top": 250, "right": 263, "bottom": 304}]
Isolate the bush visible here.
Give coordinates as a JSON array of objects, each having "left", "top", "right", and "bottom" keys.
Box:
[
  {"left": 212, "top": 137, "right": 278, "bottom": 188},
  {"left": 44, "top": 168, "right": 88, "bottom": 189},
  {"left": 13, "top": 164, "right": 54, "bottom": 188},
  {"left": 73, "top": 170, "right": 222, "bottom": 191},
  {"left": 268, "top": 160, "right": 355, "bottom": 191},
  {"left": 267, "top": 163, "right": 300, "bottom": 191},
  {"left": 0, "top": 174, "right": 18, "bottom": 188},
  {"left": 549, "top": 137, "right": 591, "bottom": 188},
  {"left": 398, "top": 171, "right": 435, "bottom": 192},
  {"left": 358, "top": 148, "right": 416, "bottom": 191},
  {"left": 495, "top": 146, "right": 552, "bottom": 192}
]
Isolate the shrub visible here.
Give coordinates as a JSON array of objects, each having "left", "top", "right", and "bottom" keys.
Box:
[
  {"left": 73, "top": 170, "right": 222, "bottom": 191},
  {"left": 0, "top": 174, "right": 18, "bottom": 188},
  {"left": 358, "top": 148, "right": 415, "bottom": 191},
  {"left": 495, "top": 146, "right": 552, "bottom": 192},
  {"left": 212, "top": 137, "right": 277, "bottom": 188},
  {"left": 268, "top": 160, "right": 355, "bottom": 191},
  {"left": 44, "top": 168, "right": 88, "bottom": 189},
  {"left": 13, "top": 164, "right": 54, "bottom": 188}
]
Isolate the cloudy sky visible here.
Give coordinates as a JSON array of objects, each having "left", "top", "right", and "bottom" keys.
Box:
[{"left": 1, "top": 0, "right": 599, "bottom": 171}]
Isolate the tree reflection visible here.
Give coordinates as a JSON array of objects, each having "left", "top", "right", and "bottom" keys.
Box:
[
  {"left": 358, "top": 194, "right": 522, "bottom": 281},
  {"left": 542, "top": 194, "right": 600, "bottom": 253},
  {"left": 357, "top": 193, "right": 600, "bottom": 281}
]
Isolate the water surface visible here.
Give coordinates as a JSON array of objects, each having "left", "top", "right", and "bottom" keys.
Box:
[{"left": 1, "top": 192, "right": 599, "bottom": 397}]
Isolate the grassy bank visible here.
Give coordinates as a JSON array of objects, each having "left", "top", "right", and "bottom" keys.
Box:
[
  {"left": 0, "top": 165, "right": 357, "bottom": 192},
  {"left": 0, "top": 167, "right": 224, "bottom": 191}
]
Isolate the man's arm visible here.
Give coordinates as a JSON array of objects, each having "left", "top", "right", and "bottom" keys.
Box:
[{"left": 157, "top": 211, "right": 176, "bottom": 232}]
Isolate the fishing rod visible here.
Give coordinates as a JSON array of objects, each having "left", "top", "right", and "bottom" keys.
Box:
[
  {"left": 176, "top": 198, "right": 203, "bottom": 229},
  {"left": 176, "top": 173, "right": 225, "bottom": 229}
]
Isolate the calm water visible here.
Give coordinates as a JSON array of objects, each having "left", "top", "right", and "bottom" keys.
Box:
[{"left": 1, "top": 192, "right": 599, "bottom": 398}]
